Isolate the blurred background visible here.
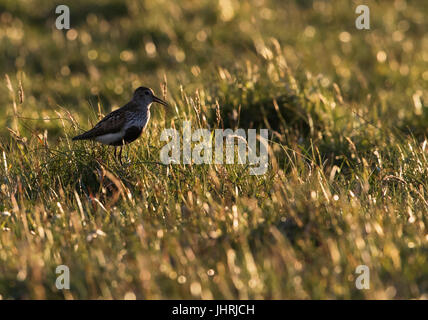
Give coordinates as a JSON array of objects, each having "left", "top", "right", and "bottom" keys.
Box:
[{"left": 0, "top": 0, "right": 426, "bottom": 138}]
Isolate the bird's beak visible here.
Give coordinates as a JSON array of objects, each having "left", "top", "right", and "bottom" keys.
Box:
[{"left": 153, "top": 95, "right": 169, "bottom": 107}]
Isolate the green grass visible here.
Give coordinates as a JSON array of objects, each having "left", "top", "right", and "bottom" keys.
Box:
[{"left": 0, "top": 0, "right": 427, "bottom": 299}]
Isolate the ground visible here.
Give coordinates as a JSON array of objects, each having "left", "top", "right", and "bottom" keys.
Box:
[{"left": 0, "top": 0, "right": 427, "bottom": 299}]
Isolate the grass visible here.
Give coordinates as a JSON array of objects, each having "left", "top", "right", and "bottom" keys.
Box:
[{"left": 0, "top": 0, "right": 427, "bottom": 299}]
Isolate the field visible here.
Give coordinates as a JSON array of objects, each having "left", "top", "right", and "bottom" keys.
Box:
[{"left": 0, "top": 0, "right": 427, "bottom": 299}]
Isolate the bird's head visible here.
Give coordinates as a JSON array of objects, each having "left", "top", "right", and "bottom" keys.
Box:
[{"left": 133, "top": 87, "right": 168, "bottom": 107}]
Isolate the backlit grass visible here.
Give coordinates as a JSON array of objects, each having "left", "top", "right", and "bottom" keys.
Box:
[{"left": 0, "top": 0, "right": 427, "bottom": 299}]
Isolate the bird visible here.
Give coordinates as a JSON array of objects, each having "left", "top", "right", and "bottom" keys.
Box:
[{"left": 72, "top": 86, "right": 168, "bottom": 163}]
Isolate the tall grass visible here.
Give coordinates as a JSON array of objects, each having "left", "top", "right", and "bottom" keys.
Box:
[{"left": 0, "top": 0, "right": 427, "bottom": 299}]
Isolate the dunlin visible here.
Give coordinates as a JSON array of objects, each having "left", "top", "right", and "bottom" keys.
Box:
[{"left": 72, "top": 86, "right": 168, "bottom": 162}]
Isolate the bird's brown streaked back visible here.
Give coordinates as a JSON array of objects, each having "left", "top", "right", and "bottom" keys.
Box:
[{"left": 72, "top": 101, "right": 144, "bottom": 141}]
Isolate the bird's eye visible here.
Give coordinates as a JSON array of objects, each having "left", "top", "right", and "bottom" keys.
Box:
[{"left": 145, "top": 91, "right": 150, "bottom": 95}]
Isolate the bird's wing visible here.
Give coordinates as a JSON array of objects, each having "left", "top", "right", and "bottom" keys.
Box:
[{"left": 73, "top": 103, "right": 134, "bottom": 140}]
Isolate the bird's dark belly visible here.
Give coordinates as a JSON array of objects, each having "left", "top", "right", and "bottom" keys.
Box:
[{"left": 110, "top": 126, "right": 142, "bottom": 146}]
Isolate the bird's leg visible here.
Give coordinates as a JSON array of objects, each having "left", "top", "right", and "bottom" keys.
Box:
[
  {"left": 113, "top": 146, "right": 122, "bottom": 165},
  {"left": 119, "top": 146, "right": 123, "bottom": 165},
  {"left": 125, "top": 145, "right": 130, "bottom": 164}
]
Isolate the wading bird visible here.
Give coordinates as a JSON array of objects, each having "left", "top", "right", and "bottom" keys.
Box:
[{"left": 72, "top": 87, "right": 168, "bottom": 163}]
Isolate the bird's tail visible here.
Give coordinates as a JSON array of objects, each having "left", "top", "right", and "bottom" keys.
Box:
[{"left": 72, "top": 133, "right": 88, "bottom": 141}]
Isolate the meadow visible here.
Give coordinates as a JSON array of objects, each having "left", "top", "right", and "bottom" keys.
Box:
[{"left": 0, "top": 0, "right": 427, "bottom": 299}]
